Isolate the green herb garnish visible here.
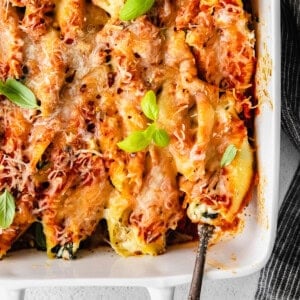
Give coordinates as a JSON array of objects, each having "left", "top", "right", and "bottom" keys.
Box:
[
  {"left": 0, "top": 189, "right": 16, "bottom": 229},
  {"left": 117, "top": 90, "right": 170, "bottom": 153},
  {"left": 117, "top": 130, "right": 152, "bottom": 153},
  {"left": 153, "top": 128, "right": 170, "bottom": 147},
  {"left": 120, "top": 0, "right": 155, "bottom": 21},
  {"left": 141, "top": 90, "right": 158, "bottom": 121},
  {"left": 220, "top": 144, "right": 238, "bottom": 167},
  {"left": 0, "top": 78, "right": 39, "bottom": 109}
]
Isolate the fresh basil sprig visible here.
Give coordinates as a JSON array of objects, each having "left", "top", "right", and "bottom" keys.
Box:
[
  {"left": 0, "top": 78, "right": 39, "bottom": 109},
  {"left": 117, "top": 91, "right": 170, "bottom": 153},
  {"left": 0, "top": 189, "right": 16, "bottom": 229},
  {"left": 220, "top": 144, "right": 238, "bottom": 167},
  {"left": 120, "top": 0, "right": 155, "bottom": 21}
]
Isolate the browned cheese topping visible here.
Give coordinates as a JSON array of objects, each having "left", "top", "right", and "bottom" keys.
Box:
[{"left": 0, "top": 0, "right": 255, "bottom": 259}]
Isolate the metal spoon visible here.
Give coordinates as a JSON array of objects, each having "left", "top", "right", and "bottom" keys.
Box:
[{"left": 188, "top": 223, "right": 214, "bottom": 300}]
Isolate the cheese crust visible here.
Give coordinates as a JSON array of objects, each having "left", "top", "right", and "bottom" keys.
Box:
[{"left": 0, "top": 0, "right": 255, "bottom": 259}]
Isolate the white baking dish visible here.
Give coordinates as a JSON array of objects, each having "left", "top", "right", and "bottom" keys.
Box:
[{"left": 0, "top": 1, "right": 280, "bottom": 299}]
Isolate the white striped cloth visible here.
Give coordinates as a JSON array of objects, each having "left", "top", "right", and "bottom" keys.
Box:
[{"left": 255, "top": 0, "right": 300, "bottom": 299}]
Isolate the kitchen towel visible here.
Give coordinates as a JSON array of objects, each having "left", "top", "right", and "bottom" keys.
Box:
[{"left": 255, "top": 0, "right": 300, "bottom": 299}]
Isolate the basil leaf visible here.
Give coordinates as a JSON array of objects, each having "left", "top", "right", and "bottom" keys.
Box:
[
  {"left": 153, "top": 128, "right": 170, "bottom": 147},
  {"left": 141, "top": 90, "right": 159, "bottom": 121},
  {"left": 120, "top": 0, "right": 155, "bottom": 21},
  {"left": 118, "top": 89, "right": 171, "bottom": 152},
  {"left": 0, "top": 78, "right": 39, "bottom": 109},
  {"left": 0, "top": 189, "right": 16, "bottom": 229},
  {"left": 220, "top": 144, "right": 238, "bottom": 167},
  {"left": 117, "top": 130, "right": 151, "bottom": 153},
  {"left": 35, "top": 222, "right": 46, "bottom": 250},
  {"left": 143, "top": 123, "right": 156, "bottom": 139}
]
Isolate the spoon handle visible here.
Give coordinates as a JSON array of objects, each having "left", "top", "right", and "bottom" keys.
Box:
[{"left": 188, "top": 224, "right": 214, "bottom": 300}]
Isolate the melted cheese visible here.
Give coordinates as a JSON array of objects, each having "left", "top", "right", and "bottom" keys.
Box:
[{"left": 0, "top": 0, "right": 255, "bottom": 259}]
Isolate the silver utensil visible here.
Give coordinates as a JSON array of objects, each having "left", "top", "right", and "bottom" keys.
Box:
[{"left": 188, "top": 224, "right": 214, "bottom": 300}]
